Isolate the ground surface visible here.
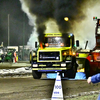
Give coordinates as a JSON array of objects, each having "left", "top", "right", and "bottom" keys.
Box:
[
  {"left": 0, "top": 62, "right": 100, "bottom": 100},
  {"left": 0, "top": 75, "right": 100, "bottom": 100}
]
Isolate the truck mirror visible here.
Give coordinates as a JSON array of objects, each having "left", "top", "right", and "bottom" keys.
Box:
[
  {"left": 35, "top": 42, "right": 37, "bottom": 48},
  {"left": 76, "top": 40, "right": 79, "bottom": 47}
]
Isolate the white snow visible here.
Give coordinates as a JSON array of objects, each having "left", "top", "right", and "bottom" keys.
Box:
[{"left": 0, "top": 67, "right": 32, "bottom": 78}]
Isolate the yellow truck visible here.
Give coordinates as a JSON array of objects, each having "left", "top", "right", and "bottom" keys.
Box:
[{"left": 31, "top": 33, "right": 78, "bottom": 79}]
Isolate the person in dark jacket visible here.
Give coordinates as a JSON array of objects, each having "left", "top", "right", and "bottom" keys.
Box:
[{"left": 87, "top": 73, "right": 100, "bottom": 100}]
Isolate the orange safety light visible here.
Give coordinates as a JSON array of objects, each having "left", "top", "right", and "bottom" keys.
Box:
[
  {"left": 72, "top": 52, "right": 75, "bottom": 56},
  {"left": 60, "top": 43, "right": 64, "bottom": 46},
  {"left": 63, "top": 52, "right": 67, "bottom": 56},
  {"left": 45, "top": 43, "right": 49, "bottom": 47},
  {"left": 40, "top": 42, "right": 43, "bottom": 49}
]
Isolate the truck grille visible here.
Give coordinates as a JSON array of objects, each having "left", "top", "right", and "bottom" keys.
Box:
[{"left": 39, "top": 52, "right": 60, "bottom": 61}]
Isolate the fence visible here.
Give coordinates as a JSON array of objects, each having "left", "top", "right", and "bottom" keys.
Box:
[{"left": 18, "top": 46, "right": 31, "bottom": 61}]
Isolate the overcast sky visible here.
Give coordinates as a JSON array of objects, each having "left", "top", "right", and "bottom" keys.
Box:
[{"left": 0, "top": 0, "right": 32, "bottom": 46}]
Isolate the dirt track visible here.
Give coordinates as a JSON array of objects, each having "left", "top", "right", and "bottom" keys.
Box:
[{"left": 0, "top": 75, "right": 100, "bottom": 100}]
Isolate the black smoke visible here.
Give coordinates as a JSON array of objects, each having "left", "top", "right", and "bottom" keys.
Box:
[
  {"left": 21, "top": 0, "right": 87, "bottom": 42},
  {"left": 54, "top": 0, "right": 86, "bottom": 32},
  {"left": 27, "top": 0, "right": 54, "bottom": 42}
]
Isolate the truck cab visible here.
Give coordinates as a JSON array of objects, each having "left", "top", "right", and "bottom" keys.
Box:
[{"left": 31, "top": 33, "right": 78, "bottom": 79}]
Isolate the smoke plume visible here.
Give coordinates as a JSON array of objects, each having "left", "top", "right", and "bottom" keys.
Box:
[
  {"left": 72, "top": 1, "right": 100, "bottom": 49},
  {"left": 20, "top": 0, "right": 99, "bottom": 49}
]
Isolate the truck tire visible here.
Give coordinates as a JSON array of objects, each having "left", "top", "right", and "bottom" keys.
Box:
[
  {"left": 85, "top": 59, "right": 90, "bottom": 79},
  {"left": 64, "top": 56, "right": 77, "bottom": 78},
  {"left": 32, "top": 70, "right": 42, "bottom": 79},
  {"left": 70, "top": 56, "right": 78, "bottom": 78},
  {"left": 64, "top": 63, "right": 77, "bottom": 78}
]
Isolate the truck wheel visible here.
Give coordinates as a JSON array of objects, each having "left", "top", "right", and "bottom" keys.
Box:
[
  {"left": 64, "top": 63, "right": 77, "bottom": 78},
  {"left": 32, "top": 70, "right": 42, "bottom": 79},
  {"left": 70, "top": 57, "right": 78, "bottom": 78},
  {"left": 85, "top": 59, "right": 90, "bottom": 79}
]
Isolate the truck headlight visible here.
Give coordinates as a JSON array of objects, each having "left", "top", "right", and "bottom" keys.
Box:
[
  {"left": 61, "top": 63, "right": 66, "bottom": 67},
  {"left": 56, "top": 57, "right": 59, "bottom": 60},
  {"left": 33, "top": 64, "right": 38, "bottom": 67}
]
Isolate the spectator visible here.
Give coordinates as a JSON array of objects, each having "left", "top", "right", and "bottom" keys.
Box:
[
  {"left": 13, "top": 50, "right": 17, "bottom": 63},
  {"left": 87, "top": 73, "right": 100, "bottom": 100}
]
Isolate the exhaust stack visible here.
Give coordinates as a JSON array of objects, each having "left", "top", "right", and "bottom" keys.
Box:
[{"left": 85, "top": 41, "right": 88, "bottom": 49}]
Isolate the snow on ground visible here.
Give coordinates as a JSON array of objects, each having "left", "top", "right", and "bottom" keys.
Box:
[
  {"left": 0, "top": 65, "right": 87, "bottom": 79},
  {"left": 0, "top": 67, "right": 32, "bottom": 78},
  {"left": 0, "top": 66, "right": 57, "bottom": 78}
]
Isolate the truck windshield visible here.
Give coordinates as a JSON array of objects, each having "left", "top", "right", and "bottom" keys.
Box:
[{"left": 44, "top": 37, "right": 70, "bottom": 47}]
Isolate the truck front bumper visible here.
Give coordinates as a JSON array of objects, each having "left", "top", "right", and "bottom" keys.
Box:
[
  {"left": 32, "top": 61, "right": 71, "bottom": 72},
  {"left": 32, "top": 67, "right": 67, "bottom": 72}
]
